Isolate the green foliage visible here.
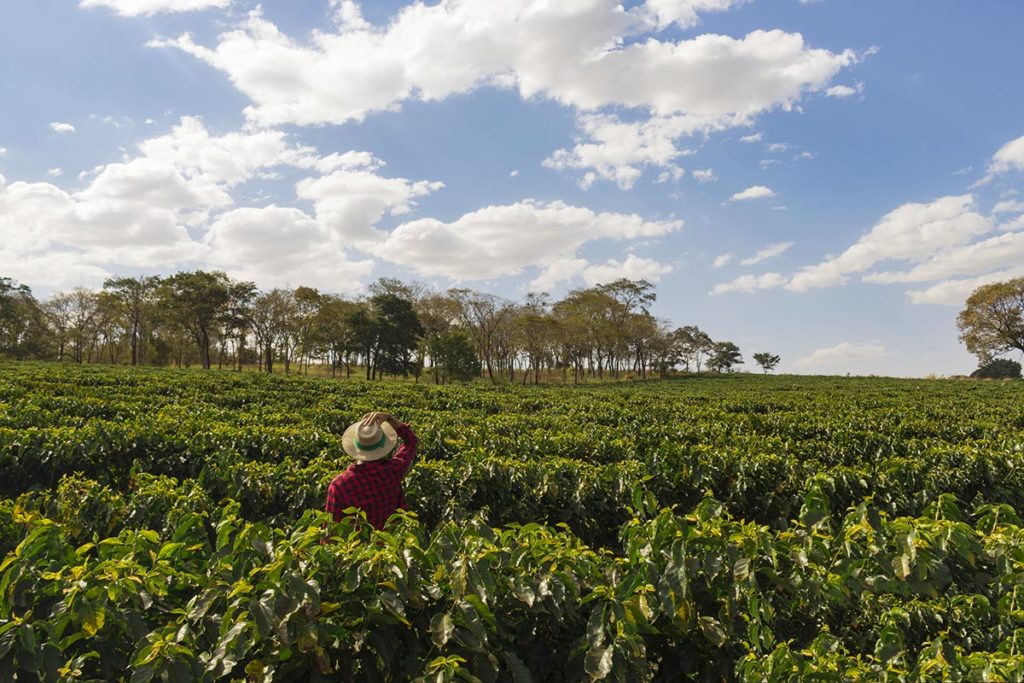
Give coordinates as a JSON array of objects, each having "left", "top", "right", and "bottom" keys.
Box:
[
  {"left": 2, "top": 362, "right": 1024, "bottom": 680},
  {"left": 972, "top": 357, "right": 1022, "bottom": 379}
]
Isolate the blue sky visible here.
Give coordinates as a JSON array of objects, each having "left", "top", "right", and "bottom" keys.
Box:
[{"left": 2, "top": 0, "right": 1023, "bottom": 375}]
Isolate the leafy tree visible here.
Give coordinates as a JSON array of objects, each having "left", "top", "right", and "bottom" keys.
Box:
[
  {"left": 675, "top": 326, "right": 714, "bottom": 373},
  {"left": 708, "top": 341, "right": 743, "bottom": 373},
  {"left": 369, "top": 293, "right": 424, "bottom": 378},
  {"left": 158, "top": 271, "right": 235, "bottom": 370},
  {"left": 957, "top": 278, "right": 1024, "bottom": 362},
  {"left": 428, "top": 330, "right": 481, "bottom": 383},
  {"left": 251, "top": 289, "right": 292, "bottom": 373},
  {"left": 970, "top": 358, "right": 1022, "bottom": 379},
  {"left": 103, "top": 276, "right": 161, "bottom": 365},
  {"left": 753, "top": 352, "right": 781, "bottom": 374},
  {"left": 0, "top": 277, "right": 46, "bottom": 359}
]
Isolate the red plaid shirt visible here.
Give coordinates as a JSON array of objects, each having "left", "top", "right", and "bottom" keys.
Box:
[{"left": 325, "top": 422, "right": 418, "bottom": 530}]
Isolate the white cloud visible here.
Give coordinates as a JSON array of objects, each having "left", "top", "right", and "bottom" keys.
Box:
[
  {"left": 711, "top": 272, "right": 786, "bottom": 294},
  {"left": 765, "top": 142, "right": 790, "bottom": 153},
  {"left": 907, "top": 266, "right": 1024, "bottom": 306},
  {"left": 796, "top": 151, "right": 815, "bottom": 160},
  {"left": 977, "top": 133, "right": 1024, "bottom": 185},
  {"left": 509, "top": 170, "right": 520, "bottom": 177},
  {"left": 865, "top": 231, "right": 1024, "bottom": 285},
  {"left": 993, "top": 199, "right": 1024, "bottom": 214},
  {"left": 739, "top": 132, "right": 763, "bottom": 143},
  {"left": 0, "top": 147, "right": 7, "bottom": 157},
  {"left": 545, "top": 112, "right": 731, "bottom": 189},
  {"left": 151, "top": 3, "right": 859, "bottom": 188},
  {"left": 79, "top": 0, "right": 231, "bottom": 16},
  {"left": 740, "top": 241, "right": 793, "bottom": 265},
  {"left": 787, "top": 194, "right": 991, "bottom": 291},
  {"left": 713, "top": 253, "right": 733, "bottom": 267},
  {"left": 1000, "top": 215, "right": 1024, "bottom": 232},
  {"left": 382, "top": 200, "right": 681, "bottom": 280},
  {"left": 46, "top": 168, "right": 63, "bottom": 177},
  {"left": 582, "top": 254, "right": 672, "bottom": 285},
  {"left": 693, "top": 168, "right": 717, "bottom": 183},
  {"left": 204, "top": 205, "right": 373, "bottom": 290},
  {"left": 297, "top": 169, "right": 444, "bottom": 246},
  {"left": 642, "top": 0, "right": 750, "bottom": 30},
  {"left": 50, "top": 122, "right": 76, "bottom": 134},
  {"left": 795, "top": 342, "right": 887, "bottom": 369},
  {"left": 152, "top": 4, "right": 857, "bottom": 126},
  {"left": 825, "top": 82, "right": 863, "bottom": 98},
  {"left": 726, "top": 185, "right": 776, "bottom": 202}
]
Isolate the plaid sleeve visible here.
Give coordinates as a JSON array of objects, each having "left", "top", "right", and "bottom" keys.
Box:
[
  {"left": 325, "top": 477, "right": 346, "bottom": 522},
  {"left": 389, "top": 423, "right": 418, "bottom": 479}
]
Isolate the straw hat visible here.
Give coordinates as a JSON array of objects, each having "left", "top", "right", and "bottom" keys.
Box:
[{"left": 342, "top": 419, "right": 398, "bottom": 462}]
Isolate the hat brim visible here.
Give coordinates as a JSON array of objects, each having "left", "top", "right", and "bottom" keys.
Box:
[{"left": 342, "top": 421, "right": 398, "bottom": 462}]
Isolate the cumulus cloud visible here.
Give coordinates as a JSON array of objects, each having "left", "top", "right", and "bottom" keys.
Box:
[
  {"left": 0, "top": 147, "right": 7, "bottom": 157},
  {"left": 582, "top": 254, "right": 672, "bottom": 285},
  {"left": 740, "top": 241, "right": 793, "bottom": 265},
  {"left": 726, "top": 185, "right": 776, "bottom": 202},
  {"left": 739, "top": 132, "right": 763, "bottom": 143},
  {"left": 642, "top": 0, "right": 751, "bottom": 30},
  {"left": 382, "top": 200, "right": 681, "bottom": 281},
  {"left": 79, "top": 0, "right": 231, "bottom": 16},
  {"left": 50, "top": 122, "right": 76, "bottom": 134},
  {"left": 795, "top": 342, "right": 888, "bottom": 369},
  {"left": 788, "top": 194, "right": 991, "bottom": 291},
  {"left": 150, "top": 2, "right": 858, "bottom": 186},
  {"left": 46, "top": 168, "right": 63, "bottom": 177},
  {"left": 0, "top": 118, "right": 373, "bottom": 289},
  {"left": 978, "top": 133, "right": 1024, "bottom": 184},
  {"left": 907, "top": 266, "right": 1024, "bottom": 306},
  {"left": 153, "top": 6, "right": 857, "bottom": 128}
]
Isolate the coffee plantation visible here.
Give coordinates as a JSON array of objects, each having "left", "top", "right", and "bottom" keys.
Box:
[{"left": 2, "top": 363, "right": 1024, "bottom": 681}]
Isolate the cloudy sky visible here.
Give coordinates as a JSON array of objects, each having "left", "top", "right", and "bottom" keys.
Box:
[{"left": 2, "top": 0, "right": 1023, "bottom": 375}]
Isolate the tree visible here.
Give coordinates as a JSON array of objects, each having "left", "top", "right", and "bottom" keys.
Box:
[
  {"left": 159, "top": 271, "right": 235, "bottom": 370},
  {"left": 428, "top": 330, "right": 481, "bottom": 383},
  {"left": 970, "top": 358, "right": 1022, "bottom": 379},
  {"left": 0, "top": 277, "right": 46, "bottom": 359},
  {"left": 369, "top": 293, "right": 424, "bottom": 378},
  {"left": 708, "top": 341, "right": 743, "bottom": 373},
  {"left": 957, "top": 278, "right": 1024, "bottom": 362},
  {"left": 251, "top": 289, "right": 292, "bottom": 373},
  {"left": 753, "top": 352, "right": 781, "bottom": 374},
  {"left": 675, "top": 326, "right": 714, "bottom": 373},
  {"left": 103, "top": 276, "right": 161, "bottom": 366}
]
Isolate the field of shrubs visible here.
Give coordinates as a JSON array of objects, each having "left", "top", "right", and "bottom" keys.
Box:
[{"left": 2, "top": 362, "right": 1024, "bottom": 681}]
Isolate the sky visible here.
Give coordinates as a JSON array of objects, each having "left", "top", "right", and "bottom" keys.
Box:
[{"left": 2, "top": 0, "right": 1023, "bottom": 376}]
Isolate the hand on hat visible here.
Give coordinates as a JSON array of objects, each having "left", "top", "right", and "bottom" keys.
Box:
[{"left": 361, "top": 411, "right": 399, "bottom": 429}]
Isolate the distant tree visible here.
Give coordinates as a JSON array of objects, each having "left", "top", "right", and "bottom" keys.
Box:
[
  {"left": 370, "top": 293, "right": 424, "bottom": 378},
  {"left": 429, "top": 330, "right": 481, "bottom": 383},
  {"left": 251, "top": 289, "right": 292, "bottom": 373},
  {"left": 103, "top": 275, "right": 161, "bottom": 365},
  {"left": 220, "top": 281, "right": 257, "bottom": 371},
  {"left": 676, "top": 325, "right": 714, "bottom": 372},
  {"left": 159, "top": 271, "right": 234, "bottom": 370},
  {"left": 970, "top": 358, "right": 1022, "bottom": 379},
  {"left": 957, "top": 278, "right": 1024, "bottom": 362},
  {"left": 708, "top": 341, "right": 743, "bottom": 373},
  {"left": 0, "top": 277, "right": 46, "bottom": 359},
  {"left": 753, "top": 352, "right": 781, "bottom": 374}
]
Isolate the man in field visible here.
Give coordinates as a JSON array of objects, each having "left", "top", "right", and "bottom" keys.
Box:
[{"left": 325, "top": 411, "right": 418, "bottom": 529}]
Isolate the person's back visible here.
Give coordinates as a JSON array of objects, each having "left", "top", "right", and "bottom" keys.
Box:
[{"left": 325, "top": 411, "right": 418, "bottom": 529}]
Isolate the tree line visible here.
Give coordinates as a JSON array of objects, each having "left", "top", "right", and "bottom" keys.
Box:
[{"left": 0, "top": 272, "right": 782, "bottom": 382}]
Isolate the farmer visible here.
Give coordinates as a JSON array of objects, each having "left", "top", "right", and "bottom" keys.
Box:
[{"left": 325, "top": 411, "right": 418, "bottom": 529}]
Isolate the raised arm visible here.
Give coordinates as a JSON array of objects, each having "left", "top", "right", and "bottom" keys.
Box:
[{"left": 361, "top": 411, "right": 418, "bottom": 478}]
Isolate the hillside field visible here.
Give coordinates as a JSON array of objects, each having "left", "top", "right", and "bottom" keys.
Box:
[{"left": 2, "top": 363, "right": 1024, "bottom": 681}]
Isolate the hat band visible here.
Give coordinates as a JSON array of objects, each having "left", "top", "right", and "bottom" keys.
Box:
[{"left": 356, "top": 433, "right": 387, "bottom": 451}]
